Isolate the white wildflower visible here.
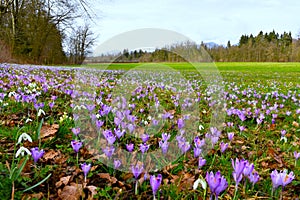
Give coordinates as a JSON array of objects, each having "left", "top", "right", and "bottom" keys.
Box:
[
  {"left": 15, "top": 147, "right": 31, "bottom": 158},
  {"left": 193, "top": 178, "right": 207, "bottom": 190},
  {"left": 17, "top": 133, "right": 32, "bottom": 145},
  {"left": 280, "top": 136, "right": 287, "bottom": 143},
  {"left": 25, "top": 118, "right": 33, "bottom": 123},
  {"left": 8, "top": 92, "right": 16, "bottom": 98},
  {"left": 199, "top": 124, "right": 204, "bottom": 130},
  {"left": 37, "top": 109, "right": 45, "bottom": 117}
]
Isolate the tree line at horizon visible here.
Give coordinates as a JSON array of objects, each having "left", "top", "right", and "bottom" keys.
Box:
[
  {"left": 89, "top": 30, "right": 300, "bottom": 63},
  {"left": 1, "top": 2, "right": 300, "bottom": 66},
  {"left": 0, "top": 0, "right": 95, "bottom": 65}
]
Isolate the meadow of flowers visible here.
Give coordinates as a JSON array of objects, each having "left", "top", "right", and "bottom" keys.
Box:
[{"left": 0, "top": 63, "right": 299, "bottom": 199}]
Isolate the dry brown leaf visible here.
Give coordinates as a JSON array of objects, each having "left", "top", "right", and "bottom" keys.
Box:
[
  {"left": 22, "top": 192, "right": 44, "bottom": 200},
  {"left": 86, "top": 186, "right": 98, "bottom": 200},
  {"left": 168, "top": 110, "right": 176, "bottom": 115},
  {"left": 235, "top": 140, "right": 244, "bottom": 144},
  {"left": 59, "top": 183, "right": 83, "bottom": 200},
  {"left": 98, "top": 173, "right": 117, "bottom": 184},
  {"left": 292, "top": 121, "right": 299, "bottom": 127},
  {"left": 43, "top": 149, "right": 59, "bottom": 160},
  {"left": 40, "top": 124, "right": 59, "bottom": 139},
  {"left": 56, "top": 176, "right": 71, "bottom": 188},
  {"left": 99, "top": 173, "right": 110, "bottom": 180}
]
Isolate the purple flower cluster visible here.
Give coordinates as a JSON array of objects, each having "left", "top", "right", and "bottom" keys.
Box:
[
  {"left": 270, "top": 169, "right": 294, "bottom": 190},
  {"left": 206, "top": 171, "right": 228, "bottom": 199},
  {"left": 232, "top": 158, "right": 259, "bottom": 188}
]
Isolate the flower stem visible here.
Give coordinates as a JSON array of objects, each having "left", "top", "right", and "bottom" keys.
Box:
[
  {"left": 76, "top": 153, "right": 79, "bottom": 167},
  {"left": 280, "top": 187, "right": 283, "bottom": 200},
  {"left": 153, "top": 192, "right": 156, "bottom": 200},
  {"left": 135, "top": 180, "right": 138, "bottom": 195},
  {"left": 233, "top": 185, "right": 238, "bottom": 200}
]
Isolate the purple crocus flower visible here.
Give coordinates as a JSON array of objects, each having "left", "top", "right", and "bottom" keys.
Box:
[
  {"left": 152, "top": 119, "right": 159, "bottom": 126},
  {"left": 194, "top": 136, "right": 205, "bottom": 148},
  {"left": 220, "top": 142, "right": 228, "bottom": 153},
  {"left": 227, "top": 132, "right": 234, "bottom": 141},
  {"left": 206, "top": 171, "right": 228, "bottom": 199},
  {"left": 162, "top": 112, "right": 173, "bottom": 119},
  {"left": 71, "top": 140, "right": 82, "bottom": 153},
  {"left": 131, "top": 164, "right": 144, "bottom": 179},
  {"left": 198, "top": 157, "right": 206, "bottom": 169},
  {"left": 102, "top": 146, "right": 115, "bottom": 158},
  {"left": 96, "top": 120, "right": 104, "bottom": 129},
  {"left": 114, "top": 159, "right": 121, "bottom": 169},
  {"left": 248, "top": 171, "right": 259, "bottom": 185},
  {"left": 194, "top": 147, "right": 202, "bottom": 158},
  {"left": 81, "top": 162, "right": 91, "bottom": 182},
  {"left": 141, "top": 133, "right": 150, "bottom": 143},
  {"left": 177, "top": 118, "right": 185, "bottom": 129},
  {"left": 281, "top": 130, "right": 286, "bottom": 137},
  {"left": 126, "top": 143, "right": 134, "bottom": 152},
  {"left": 139, "top": 143, "right": 150, "bottom": 154},
  {"left": 114, "top": 117, "right": 122, "bottom": 126},
  {"left": 72, "top": 127, "right": 80, "bottom": 136},
  {"left": 150, "top": 174, "right": 162, "bottom": 196},
  {"left": 232, "top": 158, "right": 247, "bottom": 188},
  {"left": 30, "top": 147, "right": 45, "bottom": 163},
  {"left": 270, "top": 169, "right": 294, "bottom": 189},
  {"left": 243, "top": 161, "right": 254, "bottom": 176},
  {"left": 180, "top": 141, "right": 191, "bottom": 153},
  {"left": 103, "top": 130, "right": 116, "bottom": 145},
  {"left": 294, "top": 151, "right": 300, "bottom": 160},
  {"left": 51, "top": 95, "right": 57, "bottom": 101},
  {"left": 127, "top": 124, "right": 135, "bottom": 133},
  {"left": 86, "top": 104, "right": 95, "bottom": 112},
  {"left": 49, "top": 101, "right": 54, "bottom": 109},
  {"left": 114, "top": 128, "right": 125, "bottom": 139},
  {"left": 239, "top": 125, "right": 245, "bottom": 132},
  {"left": 159, "top": 140, "right": 169, "bottom": 155},
  {"left": 161, "top": 133, "right": 171, "bottom": 141}
]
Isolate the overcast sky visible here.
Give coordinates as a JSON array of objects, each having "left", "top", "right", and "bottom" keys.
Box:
[{"left": 91, "top": 0, "right": 299, "bottom": 54}]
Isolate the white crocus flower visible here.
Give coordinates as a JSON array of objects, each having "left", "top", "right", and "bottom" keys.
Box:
[
  {"left": 37, "top": 109, "right": 45, "bottom": 117},
  {"left": 15, "top": 146, "right": 31, "bottom": 158},
  {"left": 17, "top": 133, "right": 32, "bottom": 145}
]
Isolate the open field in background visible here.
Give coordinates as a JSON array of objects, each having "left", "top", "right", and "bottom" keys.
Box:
[
  {"left": 86, "top": 62, "right": 300, "bottom": 73},
  {"left": 0, "top": 62, "right": 299, "bottom": 199}
]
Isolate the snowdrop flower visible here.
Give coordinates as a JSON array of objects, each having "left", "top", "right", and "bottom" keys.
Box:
[
  {"left": 17, "top": 133, "right": 32, "bottom": 145},
  {"left": 37, "top": 109, "right": 45, "bottom": 117},
  {"left": 199, "top": 124, "right": 204, "bottom": 130},
  {"left": 193, "top": 177, "right": 207, "bottom": 190},
  {"left": 25, "top": 118, "right": 33, "bottom": 124},
  {"left": 16, "top": 146, "right": 31, "bottom": 158}
]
